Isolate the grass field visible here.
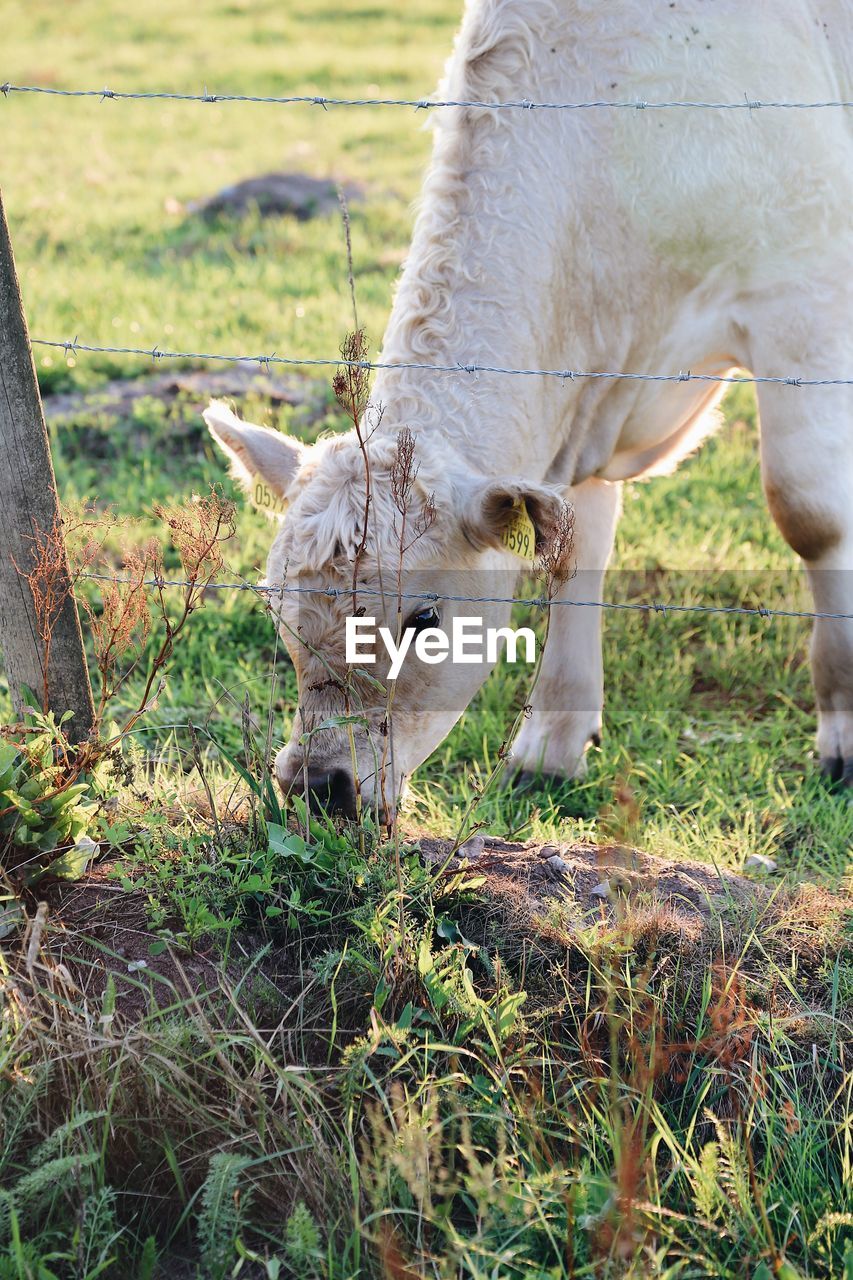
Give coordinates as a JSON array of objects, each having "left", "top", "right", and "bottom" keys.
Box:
[{"left": 2, "top": 1, "right": 852, "bottom": 1276}]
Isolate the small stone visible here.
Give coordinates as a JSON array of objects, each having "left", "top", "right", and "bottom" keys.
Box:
[
  {"left": 0, "top": 903, "right": 23, "bottom": 940},
  {"left": 744, "top": 854, "right": 778, "bottom": 874},
  {"left": 458, "top": 835, "right": 486, "bottom": 860},
  {"left": 539, "top": 844, "right": 561, "bottom": 859},
  {"left": 590, "top": 882, "right": 610, "bottom": 899}
]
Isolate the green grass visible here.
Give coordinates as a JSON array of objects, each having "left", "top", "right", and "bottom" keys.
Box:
[
  {"left": 2, "top": 0, "right": 852, "bottom": 1275},
  {"left": 3, "top": 0, "right": 451, "bottom": 390}
]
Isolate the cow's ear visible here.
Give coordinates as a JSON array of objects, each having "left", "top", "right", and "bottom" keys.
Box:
[
  {"left": 458, "top": 477, "right": 573, "bottom": 564},
  {"left": 204, "top": 400, "right": 305, "bottom": 511}
]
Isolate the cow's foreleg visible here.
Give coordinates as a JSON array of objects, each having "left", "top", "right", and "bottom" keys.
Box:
[
  {"left": 510, "top": 477, "right": 622, "bottom": 782},
  {"left": 757, "top": 378, "right": 853, "bottom": 786}
]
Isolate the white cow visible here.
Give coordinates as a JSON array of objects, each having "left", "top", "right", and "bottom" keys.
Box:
[{"left": 207, "top": 0, "right": 852, "bottom": 816}]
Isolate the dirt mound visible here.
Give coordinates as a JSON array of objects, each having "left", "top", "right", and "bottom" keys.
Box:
[
  {"left": 420, "top": 835, "right": 772, "bottom": 928},
  {"left": 43, "top": 366, "right": 323, "bottom": 426},
  {"left": 186, "top": 172, "right": 364, "bottom": 220},
  {"left": 418, "top": 835, "right": 851, "bottom": 1027}
]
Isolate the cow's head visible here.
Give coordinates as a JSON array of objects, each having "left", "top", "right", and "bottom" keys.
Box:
[{"left": 205, "top": 400, "right": 569, "bottom": 820}]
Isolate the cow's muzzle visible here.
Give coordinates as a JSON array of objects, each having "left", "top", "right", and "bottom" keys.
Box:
[{"left": 276, "top": 758, "right": 359, "bottom": 819}]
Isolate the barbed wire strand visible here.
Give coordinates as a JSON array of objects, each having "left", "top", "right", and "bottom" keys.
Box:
[
  {"left": 75, "top": 572, "right": 853, "bottom": 624},
  {"left": 30, "top": 338, "right": 852, "bottom": 388},
  {"left": 3, "top": 83, "right": 852, "bottom": 112}
]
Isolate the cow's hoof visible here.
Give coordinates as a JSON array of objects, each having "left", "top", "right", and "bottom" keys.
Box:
[{"left": 819, "top": 756, "right": 853, "bottom": 790}]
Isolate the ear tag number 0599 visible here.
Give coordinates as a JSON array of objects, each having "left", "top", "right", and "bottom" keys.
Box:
[
  {"left": 249, "top": 474, "right": 288, "bottom": 517},
  {"left": 500, "top": 499, "right": 536, "bottom": 563}
]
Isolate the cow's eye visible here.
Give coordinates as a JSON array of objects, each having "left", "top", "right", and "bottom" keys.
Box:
[{"left": 404, "top": 605, "right": 440, "bottom": 634}]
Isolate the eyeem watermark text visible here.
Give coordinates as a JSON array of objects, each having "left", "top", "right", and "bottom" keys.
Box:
[{"left": 345, "top": 615, "right": 537, "bottom": 680}]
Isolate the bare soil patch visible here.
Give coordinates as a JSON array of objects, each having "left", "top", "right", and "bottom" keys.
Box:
[
  {"left": 43, "top": 366, "right": 325, "bottom": 429},
  {"left": 185, "top": 171, "right": 364, "bottom": 220},
  {"left": 36, "top": 862, "right": 223, "bottom": 1021},
  {"left": 418, "top": 834, "right": 769, "bottom": 926}
]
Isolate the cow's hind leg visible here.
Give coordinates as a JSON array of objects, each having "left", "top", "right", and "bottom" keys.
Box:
[
  {"left": 755, "top": 364, "right": 853, "bottom": 785},
  {"left": 510, "top": 477, "right": 622, "bottom": 783}
]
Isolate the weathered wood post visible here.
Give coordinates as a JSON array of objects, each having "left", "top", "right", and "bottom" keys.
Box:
[{"left": 0, "top": 189, "right": 94, "bottom": 741}]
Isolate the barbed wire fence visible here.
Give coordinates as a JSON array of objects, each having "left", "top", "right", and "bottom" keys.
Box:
[
  {"left": 73, "top": 573, "right": 852, "bottom": 624},
  {"left": 4, "top": 81, "right": 853, "bottom": 110},
  {"left": 27, "top": 338, "right": 853, "bottom": 388},
  {"left": 2, "top": 76, "right": 852, "bottom": 736}
]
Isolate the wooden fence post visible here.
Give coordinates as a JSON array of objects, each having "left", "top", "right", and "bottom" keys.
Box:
[{"left": 0, "top": 189, "right": 95, "bottom": 742}]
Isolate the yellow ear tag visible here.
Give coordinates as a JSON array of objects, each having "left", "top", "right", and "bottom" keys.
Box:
[
  {"left": 248, "top": 473, "right": 288, "bottom": 517},
  {"left": 500, "top": 499, "right": 537, "bottom": 563}
]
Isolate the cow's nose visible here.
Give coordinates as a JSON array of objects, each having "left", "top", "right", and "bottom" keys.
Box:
[{"left": 302, "top": 767, "right": 358, "bottom": 818}]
